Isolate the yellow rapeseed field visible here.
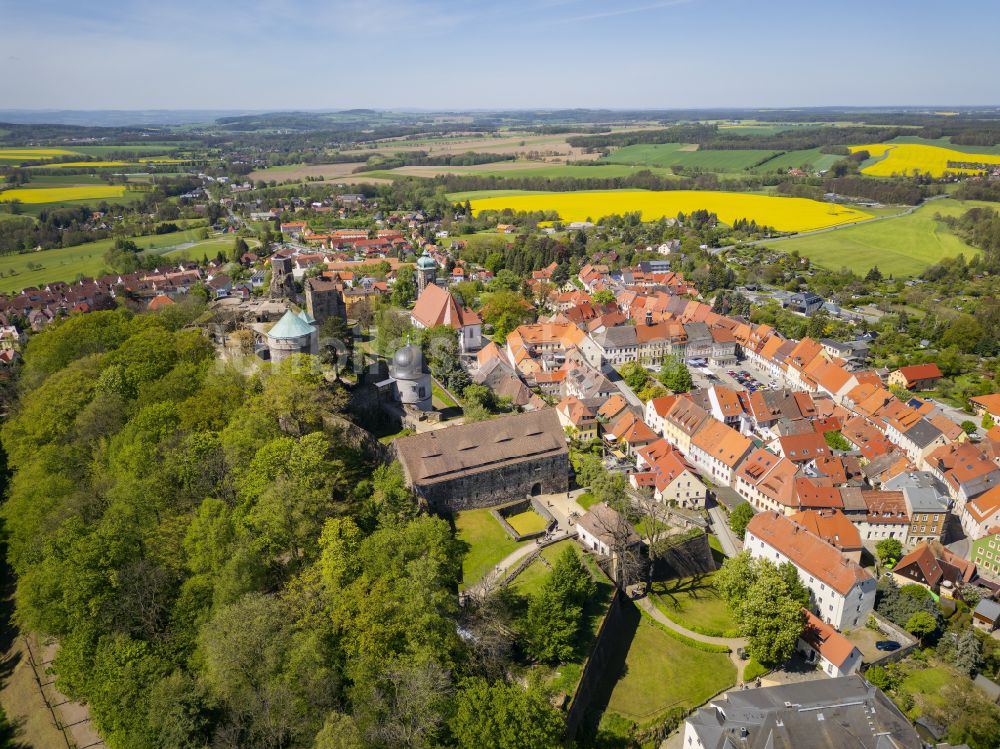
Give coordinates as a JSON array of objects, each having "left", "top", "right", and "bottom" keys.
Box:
[
  {"left": 469, "top": 190, "right": 872, "bottom": 232},
  {"left": 27, "top": 161, "right": 129, "bottom": 169},
  {"left": 0, "top": 148, "right": 81, "bottom": 160},
  {"left": 851, "top": 143, "right": 1000, "bottom": 177},
  {"left": 0, "top": 186, "right": 127, "bottom": 204}
]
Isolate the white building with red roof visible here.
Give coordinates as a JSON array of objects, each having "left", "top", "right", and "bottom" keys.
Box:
[
  {"left": 410, "top": 283, "right": 482, "bottom": 352},
  {"left": 746, "top": 511, "right": 876, "bottom": 630}
]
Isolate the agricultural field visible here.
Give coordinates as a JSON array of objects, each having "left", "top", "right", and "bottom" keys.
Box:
[
  {"left": 0, "top": 185, "right": 128, "bottom": 204},
  {"left": 468, "top": 189, "right": 872, "bottom": 232},
  {"left": 0, "top": 148, "right": 80, "bottom": 162},
  {"left": 750, "top": 148, "right": 843, "bottom": 173},
  {"left": 27, "top": 161, "right": 129, "bottom": 169},
  {"left": 0, "top": 225, "right": 217, "bottom": 293},
  {"left": 852, "top": 141, "right": 1000, "bottom": 177},
  {"left": 372, "top": 162, "right": 678, "bottom": 181},
  {"left": 773, "top": 197, "right": 986, "bottom": 276},
  {"left": 247, "top": 162, "right": 367, "bottom": 182},
  {"left": 601, "top": 143, "right": 778, "bottom": 171}
]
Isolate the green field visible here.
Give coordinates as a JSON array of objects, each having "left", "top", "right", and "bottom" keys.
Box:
[
  {"left": 455, "top": 508, "right": 526, "bottom": 590},
  {"left": 602, "top": 143, "right": 778, "bottom": 171},
  {"left": 506, "top": 509, "right": 547, "bottom": 536},
  {"left": 374, "top": 163, "right": 678, "bottom": 181},
  {"left": 510, "top": 539, "right": 578, "bottom": 596},
  {"left": 0, "top": 226, "right": 219, "bottom": 292},
  {"left": 603, "top": 615, "right": 735, "bottom": 727},
  {"left": 773, "top": 197, "right": 986, "bottom": 277},
  {"left": 750, "top": 148, "right": 843, "bottom": 173},
  {"left": 900, "top": 664, "right": 953, "bottom": 718},
  {"left": 650, "top": 572, "right": 739, "bottom": 637}
]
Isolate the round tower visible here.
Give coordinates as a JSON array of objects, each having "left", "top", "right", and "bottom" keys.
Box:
[
  {"left": 266, "top": 309, "right": 316, "bottom": 364},
  {"left": 390, "top": 343, "right": 432, "bottom": 410}
]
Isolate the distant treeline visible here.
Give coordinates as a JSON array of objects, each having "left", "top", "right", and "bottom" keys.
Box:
[
  {"left": 430, "top": 170, "right": 766, "bottom": 194},
  {"left": 353, "top": 152, "right": 516, "bottom": 173},
  {"left": 776, "top": 176, "right": 931, "bottom": 206},
  {"left": 569, "top": 125, "right": 910, "bottom": 153},
  {"left": 954, "top": 180, "right": 1000, "bottom": 202}
]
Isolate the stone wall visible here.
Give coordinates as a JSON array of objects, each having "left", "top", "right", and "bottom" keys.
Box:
[
  {"left": 418, "top": 452, "right": 569, "bottom": 512},
  {"left": 492, "top": 498, "right": 557, "bottom": 541},
  {"left": 565, "top": 589, "right": 639, "bottom": 740},
  {"left": 648, "top": 530, "right": 717, "bottom": 581}
]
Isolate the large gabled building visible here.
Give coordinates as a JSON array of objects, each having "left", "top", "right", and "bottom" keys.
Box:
[
  {"left": 683, "top": 675, "right": 920, "bottom": 749},
  {"left": 394, "top": 409, "right": 568, "bottom": 512},
  {"left": 745, "top": 511, "right": 875, "bottom": 630}
]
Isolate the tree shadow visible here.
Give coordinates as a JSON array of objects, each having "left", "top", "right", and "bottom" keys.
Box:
[{"left": 649, "top": 571, "right": 716, "bottom": 609}]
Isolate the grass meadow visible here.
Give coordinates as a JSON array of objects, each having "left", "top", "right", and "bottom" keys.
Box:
[
  {"left": 454, "top": 508, "right": 525, "bottom": 591},
  {"left": 773, "top": 197, "right": 986, "bottom": 276},
  {"left": 0, "top": 226, "right": 221, "bottom": 292},
  {"left": 603, "top": 614, "right": 735, "bottom": 728},
  {"left": 601, "top": 143, "right": 778, "bottom": 171}
]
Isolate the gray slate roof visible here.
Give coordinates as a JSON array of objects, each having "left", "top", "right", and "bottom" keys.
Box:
[{"left": 395, "top": 409, "right": 567, "bottom": 487}]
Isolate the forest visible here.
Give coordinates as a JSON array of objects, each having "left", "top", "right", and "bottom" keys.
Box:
[{"left": 0, "top": 305, "right": 591, "bottom": 749}]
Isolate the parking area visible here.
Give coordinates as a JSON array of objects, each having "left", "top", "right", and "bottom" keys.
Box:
[
  {"left": 846, "top": 624, "right": 914, "bottom": 665},
  {"left": 687, "top": 358, "right": 784, "bottom": 393}
]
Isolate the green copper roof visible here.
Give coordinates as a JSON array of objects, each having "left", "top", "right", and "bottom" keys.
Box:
[
  {"left": 297, "top": 309, "right": 316, "bottom": 325},
  {"left": 267, "top": 310, "right": 315, "bottom": 340}
]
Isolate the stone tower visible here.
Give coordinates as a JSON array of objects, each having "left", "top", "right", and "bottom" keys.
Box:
[
  {"left": 390, "top": 343, "right": 432, "bottom": 411},
  {"left": 266, "top": 309, "right": 316, "bottom": 364},
  {"left": 416, "top": 250, "right": 437, "bottom": 294}
]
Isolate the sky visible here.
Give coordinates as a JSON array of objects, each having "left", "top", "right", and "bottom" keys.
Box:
[{"left": 2, "top": 0, "right": 999, "bottom": 111}]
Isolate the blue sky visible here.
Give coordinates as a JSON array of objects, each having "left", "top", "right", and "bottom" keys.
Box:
[{"left": 2, "top": 0, "right": 998, "bottom": 110}]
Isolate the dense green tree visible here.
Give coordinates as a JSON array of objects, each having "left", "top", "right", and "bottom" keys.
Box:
[
  {"left": 875, "top": 538, "right": 903, "bottom": 567},
  {"left": 391, "top": 265, "right": 417, "bottom": 307},
  {"left": 728, "top": 503, "right": 754, "bottom": 539},
  {"left": 658, "top": 354, "right": 693, "bottom": 392},
  {"left": 522, "top": 548, "right": 595, "bottom": 663},
  {"left": 450, "top": 678, "right": 564, "bottom": 749}
]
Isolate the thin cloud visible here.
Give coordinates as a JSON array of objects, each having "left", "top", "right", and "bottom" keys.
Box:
[{"left": 556, "top": 0, "right": 693, "bottom": 24}]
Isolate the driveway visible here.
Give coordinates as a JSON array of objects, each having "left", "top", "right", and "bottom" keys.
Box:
[{"left": 708, "top": 503, "right": 743, "bottom": 557}]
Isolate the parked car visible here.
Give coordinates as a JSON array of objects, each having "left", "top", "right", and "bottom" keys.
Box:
[{"left": 875, "top": 640, "right": 901, "bottom": 652}]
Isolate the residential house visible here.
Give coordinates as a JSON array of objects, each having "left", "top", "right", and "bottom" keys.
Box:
[
  {"left": 745, "top": 511, "right": 876, "bottom": 629},
  {"left": 576, "top": 502, "right": 640, "bottom": 557},
  {"left": 632, "top": 441, "right": 708, "bottom": 509},
  {"left": 882, "top": 471, "right": 950, "bottom": 545},
  {"left": 796, "top": 609, "right": 863, "bottom": 678},
  {"left": 973, "top": 599, "right": 1000, "bottom": 633},
  {"left": 971, "top": 532, "right": 1000, "bottom": 581},
  {"left": 961, "top": 486, "right": 1000, "bottom": 541},
  {"left": 971, "top": 393, "right": 1000, "bottom": 422},
  {"left": 683, "top": 676, "right": 920, "bottom": 749},
  {"left": 644, "top": 394, "right": 679, "bottom": 436},
  {"left": 735, "top": 449, "right": 799, "bottom": 515},
  {"left": 688, "top": 419, "right": 754, "bottom": 487},
  {"left": 789, "top": 509, "right": 863, "bottom": 564},
  {"left": 556, "top": 396, "right": 598, "bottom": 441},
  {"left": 923, "top": 442, "right": 1000, "bottom": 510},
  {"left": 661, "top": 398, "right": 710, "bottom": 455},
  {"left": 888, "top": 363, "right": 943, "bottom": 391},
  {"left": 892, "top": 541, "right": 976, "bottom": 593}
]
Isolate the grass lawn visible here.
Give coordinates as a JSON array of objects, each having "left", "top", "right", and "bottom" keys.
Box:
[
  {"left": 510, "top": 539, "right": 578, "bottom": 596},
  {"left": 900, "top": 664, "right": 953, "bottom": 718},
  {"left": 576, "top": 492, "right": 597, "bottom": 510},
  {"left": 773, "top": 198, "right": 987, "bottom": 277},
  {"left": 604, "top": 615, "right": 735, "bottom": 726},
  {"left": 506, "top": 509, "right": 547, "bottom": 536},
  {"left": 431, "top": 381, "right": 458, "bottom": 408},
  {"left": 0, "top": 226, "right": 218, "bottom": 292},
  {"left": 455, "top": 508, "right": 527, "bottom": 590},
  {"left": 650, "top": 572, "right": 739, "bottom": 637}
]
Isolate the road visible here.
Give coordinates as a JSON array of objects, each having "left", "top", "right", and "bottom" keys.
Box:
[
  {"left": 708, "top": 503, "right": 743, "bottom": 557},
  {"left": 602, "top": 363, "right": 645, "bottom": 410}
]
